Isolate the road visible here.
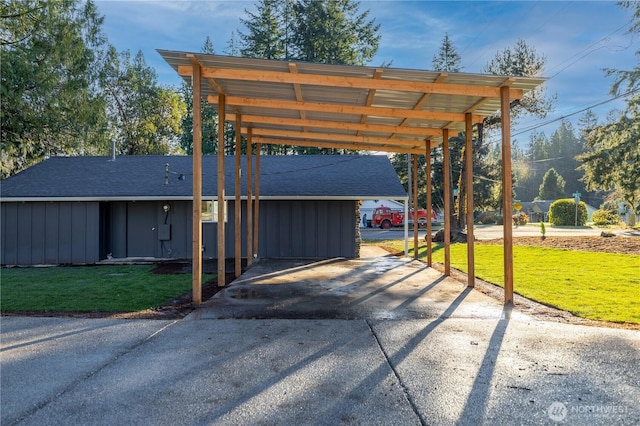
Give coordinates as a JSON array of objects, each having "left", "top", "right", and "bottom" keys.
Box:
[{"left": 360, "top": 224, "right": 607, "bottom": 241}]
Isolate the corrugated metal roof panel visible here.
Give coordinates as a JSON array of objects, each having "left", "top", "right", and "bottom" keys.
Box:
[{"left": 157, "top": 50, "right": 546, "bottom": 151}]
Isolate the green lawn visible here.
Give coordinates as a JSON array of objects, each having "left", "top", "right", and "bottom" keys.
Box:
[
  {"left": 384, "top": 241, "right": 640, "bottom": 325},
  {"left": 0, "top": 265, "right": 215, "bottom": 313}
]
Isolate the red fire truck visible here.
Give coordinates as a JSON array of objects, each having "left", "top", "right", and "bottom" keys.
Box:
[{"left": 371, "top": 206, "right": 436, "bottom": 229}]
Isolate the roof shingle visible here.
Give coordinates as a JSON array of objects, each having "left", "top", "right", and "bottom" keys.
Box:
[{"left": 1, "top": 155, "right": 407, "bottom": 200}]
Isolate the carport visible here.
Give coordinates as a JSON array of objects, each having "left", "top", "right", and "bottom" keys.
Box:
[{"left": 158, "top": 51, "right": 545, "bottom": 306}]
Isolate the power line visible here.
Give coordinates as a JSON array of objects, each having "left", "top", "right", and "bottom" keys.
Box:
[
  {"left": 512, "top": 87, "right": 639, "bottom": 136},
  {"left": 545, "top": 19, "right": 633, "bottom": 80},
  {"left": 483, "top": 87, "right": 639, "bottom": 145}
]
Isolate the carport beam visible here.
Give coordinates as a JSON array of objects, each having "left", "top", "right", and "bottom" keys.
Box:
[
  {"left": 246, "top": 128, "right": 253, "bottom": 266},
  {"left": 465, "top": 113, "right": 475, "bottom": 287},
  {"left": 404, "top": 198, "right": 408, "bottom": 256},
  {"left": 442, "top": 129, "right": 451, "bottom": 276},
  {"left": 235, "top": 114, "right": 242, "bottom": 278},
  {"left": 425, "top": 140, "right": 433, "bottom": 267},
  {"left": 253, "top": 144, "right": 261, "bottom": 256},
  {"left": 218, "top": 94, "right": 226, "bottom": 287},
  {"left": 413, "top": 154, "right": 419, "bottom": 260},
  {"left": 501, "top": 86, "right": 514, "bottom": 304},
  {"left": 191, "top": 63, "right": 203, "bottom": 306}
]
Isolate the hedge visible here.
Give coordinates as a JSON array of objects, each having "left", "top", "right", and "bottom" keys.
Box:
[{"left": 548, "top": 199, "right": 588, "bottom": 226}]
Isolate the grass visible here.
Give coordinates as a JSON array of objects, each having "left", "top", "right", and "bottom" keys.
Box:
[
  {"left": 384, "top": 241, "right": 640, "bottom": 325},
  {"left": 0, "top": 265, "right": 216, "bottom": 313}
]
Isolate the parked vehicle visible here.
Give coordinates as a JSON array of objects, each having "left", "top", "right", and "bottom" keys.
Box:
[{"left": 371, "top": 206, "right": 436, "bottom": 229}]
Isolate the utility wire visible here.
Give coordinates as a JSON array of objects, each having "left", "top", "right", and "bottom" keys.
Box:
[
  {"left": 483, "top": 87, "right": 639, "bottom": 145},
  {"left": 545, "top": 19, "right": 633, "bottom": 80},
  {"left": 512, "top": 87, "right": 639, "bottom": 136}
]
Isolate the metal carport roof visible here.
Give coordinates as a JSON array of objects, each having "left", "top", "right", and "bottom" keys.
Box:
[{"left": 157, "top": 50, "right": 545, "bottom": 153}]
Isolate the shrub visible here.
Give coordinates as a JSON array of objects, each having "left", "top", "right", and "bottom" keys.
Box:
[
  {"left": 512, "top": 212, "right": 529, "bottom": 226},
  {"left": 479, "top": 213, "right": 497, "bottom": 224},
  {"left": 548, "top": 199, "right": 588, "bottom": 226},
  {"left": 496, "top": 215, "right": 504, "bottom": 225},
  {"left": 591, "top": 209, "right": 618, "bottom": 226}
]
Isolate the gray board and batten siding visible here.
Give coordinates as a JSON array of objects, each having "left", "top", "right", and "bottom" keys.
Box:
[{"left": 1, "top": 155, "right": 406, "bottom": 266}]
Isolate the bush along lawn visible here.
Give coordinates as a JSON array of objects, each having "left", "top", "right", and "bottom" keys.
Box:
[
  {"left": 395, "top": 242, "right": 640, "bottom": 325},
  {"left": 0, "top": 265, "right": 215, "bottom": 313}
]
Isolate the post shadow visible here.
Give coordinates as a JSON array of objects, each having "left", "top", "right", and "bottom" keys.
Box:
[{"left": 457, "top": 304, "right": 512, "bottom": 424}]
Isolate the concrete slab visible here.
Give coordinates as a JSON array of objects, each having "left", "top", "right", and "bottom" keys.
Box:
[
  {"left": 3, "top": 318, "right": 420, "bottom": 426},
  {"left": 371, "top": 318, "right": 640, "bottom": 426},
  {"left": 0, "top": 317, "right": 176, "bottom": 425},
  {"left": 189, "top": 246, "right": 519, "bottom": 321}
]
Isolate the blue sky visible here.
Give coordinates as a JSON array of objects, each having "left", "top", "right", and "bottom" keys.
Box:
[{"left": 95, "top": 0, "right": 637, "bottom": 145}]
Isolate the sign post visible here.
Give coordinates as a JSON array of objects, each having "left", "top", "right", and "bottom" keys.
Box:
[{"left": 572, "top": 192, "right": 581, "bottom": 227}]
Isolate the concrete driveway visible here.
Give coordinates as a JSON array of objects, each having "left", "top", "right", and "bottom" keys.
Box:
[{"left": 2, "top": 247, "right": 639, "bottom": 425}]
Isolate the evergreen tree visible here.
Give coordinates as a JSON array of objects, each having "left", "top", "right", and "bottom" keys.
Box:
[
  {"left": 238, "top": 0, "right": 380, "bottom": 155},
  {"left": 546, "top": 121, "right": 586, "bottom": 197},
  {"left": 513, "top": 131, "right": 547, "bottom": 201},
  {"left": 201, "top": 36, "right": 215, "bottom": 56},
  {"left": 432, "top": 33, "right": 462, "bottom": 72},
  {"left": 1, "top": 0, "right": 109, "bottom": 177},
  {"left": 578, "top": 1, "right": 640, "bottom": 214},
  {"left": 291, "top": 0, "right": 380, "bottom": 66},
  {"left": 224, "top": 30, "right": 241, "bottom": 56},
  {"left": 484, "top": 39, "right": 555, "bottom": 126},
  {"left": 605, "top": 1, "right": 640, "bottom": 95},
  {"left": 538, "top": 168, "right": 566, "bottom": 200},
  {"left": 179, "top": 37, "right": 223, "bottom": 155},
  {"left": 578, "top": 94, "right": 640, "bottom": 214},
  {"left": 239, "top": 0, "right": 284, "bottom": 59},
  {"left": 101, "top": 48, "right": 186, "bottom": 155}
]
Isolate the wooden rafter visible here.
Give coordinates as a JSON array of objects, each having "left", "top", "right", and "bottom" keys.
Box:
[
  {"left": 208, "top": 95, "right": 484, "bottom": 123},
  {"left": 393, "top": 73, "right": 449, "bottom": 137},
  {"left": 288, "top": 63, "right": 307, "bottom": 130},
  {"left": 357, "top": 69, "right": 383, "bottom": 136},
  {"left": 252, "top": 136, "right": 425, "bottom": 154},
  {"left": 179, "top": 65, "right": 525, "bottom": 99},
  {"left": 226, "top": 113, "right": 446, "bottom": 137},
  {"left": 248, "top": 127, "right": 437, "bottom": 148}
]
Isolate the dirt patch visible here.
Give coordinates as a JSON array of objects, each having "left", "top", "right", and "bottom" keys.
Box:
[{"left": 475, "top": 235, "right": 640, "bottom": 255}]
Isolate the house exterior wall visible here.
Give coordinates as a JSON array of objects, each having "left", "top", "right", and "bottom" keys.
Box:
[
  {"left": 1, "top": 202, "right": 100, "bottom": 265},
  {"left": 104, "top": 201, "right": 193, "bottom": 259},
  {"left": 1, "top": 199, "right": 357, "bottom": 265},
  {"left": 258, "top": 200, "right": 356, "bottom": 258}
]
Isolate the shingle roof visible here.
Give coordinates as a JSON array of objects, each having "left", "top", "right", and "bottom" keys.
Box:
[{"left": 0, "top": 155, "right": 407, "bottom": 201}]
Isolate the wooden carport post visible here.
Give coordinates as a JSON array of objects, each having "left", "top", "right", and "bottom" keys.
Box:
[
  {"left": 253, "top": 144, "right": 261, "bottom": 257},
  {"left": 425, "top": 140, "right": 433, "bottom": 267},
  {"left": 217, "top": 94, "right": 226, "bottom": 287},
  {"left": 191, "top": 63, "right": 203, "bottom": 305},
  {"left": 501, "top": 86, "right": 514, "bottom": 304},
  {"left": 465, "top": 113, "right": 475, "bottom": 287},
  {"left": 235, "top": 114, "right": 242, "bottom": 278},
  {"left": 412, "top": 154, "right": 419, "bottom": 260},
  {"left": 442, "top": 129, "right": 451, "bottom": 276},
  {"left": 246, "top": 128, "right": 253, "bottom": 266}
]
